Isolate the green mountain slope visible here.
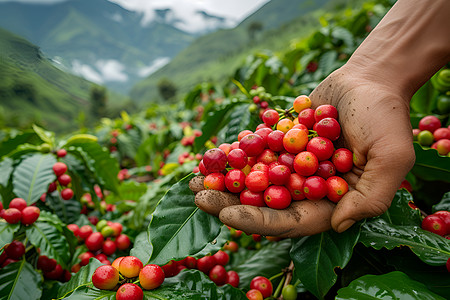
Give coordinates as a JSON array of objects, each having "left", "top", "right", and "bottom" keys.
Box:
[
  {"left": 0, "top": 28, "right": 126, "bottom": 132},
  {"left": 130, "top": 0, "right": 343, "bottom": 103},
  {"left": 0, "top": 0, "right": 195, "bottom": 93}
]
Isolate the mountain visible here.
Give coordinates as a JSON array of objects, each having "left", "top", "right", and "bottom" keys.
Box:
[
  {"left": 0, "top": 28, "right": 127, "bottom": 132},
  {"left": 130, "top": 0, "right": 334, "bottom": 103},
  {"left": 0, "top": 0, "right": 204, "bottom": 93}
]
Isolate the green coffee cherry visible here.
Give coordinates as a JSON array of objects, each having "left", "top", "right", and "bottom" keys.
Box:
[{"left": 418, "top": 130, "right": 434, "bottom": 146}]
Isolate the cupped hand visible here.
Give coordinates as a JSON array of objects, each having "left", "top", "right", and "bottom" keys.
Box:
[{"left": 192, "top": 66, "right": 415, "bottom": 238}]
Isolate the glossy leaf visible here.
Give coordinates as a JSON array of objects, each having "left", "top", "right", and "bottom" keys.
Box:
[
  {"left": 0, "top": 157, "right": 13, "bottom": 187},
  {"left": 221, "top": 104, "right": 259, "bottom": 144},
  {"left": 12, "top": 153, "right": 56, "bottom": 205},
  {"left": 26, "top": 222, "right": 71, "bottom": 269},
  {"left": 193, "top": 101, "right": 243, "bottom": 151},
  {"left": 130, "top": 231, "right": 153, "bottom": 264},
  {"left": 151, "top": 269, "right": 247, "bottom": 300},
  {"left": 67, "top": 142, "right": 119, "bottom": 194},
  {"left": 232, "top": 239, "right": 292, "bottom": 289},
  {"left": 60, "top": 286, "right": 115, "bottom": 300},
  {"left": 360, "top": 218, "right": 450, "bottom": 265},
  {"left": 191, "top": 225, "right": 230, "bottom": 258},
  {"left": 432, "top": 192, "right": 450, "bottom": 212},
  {"left": 46, "top": 194, "right": 81, "bottom": 225},
  {"left": 0, "top": 261, "right": 42, "bottom": 300},
  {"left": 57, "top": 259, "right": 103, "bottom": 299},
  {"left": 0, "top": 223, "right": 19, "bottom": 246},
  {"left": 336, "top": 271, "right": 445, "bottom": 300},
  {"left": 32, "top": 124, "right": 54, "bottom": 146},
  {"left": 380, "top": 190, "right": 422, "bottom": 226},
  {"left": 0, "top": 131, "right": 39, "bottom": 158},
  {"left": 290, "top": 224, "right": 361, "bottom": 299},
  {"left": 411, "top": 143, "right": 450, "bottom": 182},
  {"left": 148, "top": 174, "right": 223, "bottom": 266},
  {"left": 386, "top": 251, "right": 450, "bottom": 298}
]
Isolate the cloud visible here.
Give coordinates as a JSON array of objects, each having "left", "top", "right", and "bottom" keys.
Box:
[
  {"left": 138, "top": 57, "right": 170, "bottom": 77},
  {"left": 72, "top": 59, "right": 129, "bottom": 83}
]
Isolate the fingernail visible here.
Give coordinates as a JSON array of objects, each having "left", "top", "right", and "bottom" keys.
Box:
[{"left": 336, "top": 219, "right": 355, "bottom": 233}]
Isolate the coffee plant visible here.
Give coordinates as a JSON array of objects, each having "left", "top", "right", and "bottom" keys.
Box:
[{"left": 0, "top": 0, "right": 449, "bottom": 299}]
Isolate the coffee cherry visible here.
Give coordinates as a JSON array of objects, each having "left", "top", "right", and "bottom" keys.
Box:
[
  {"left": 115, "top": 234, "right": 131, "bottom": 251},
  {"left": 119, "top": 256, "right": 143, "bottom": 278},
  {"left": 419, "top": 115, "right": 441, "bottom": 133},
  {"left": 326, "top": 176, "right": 349, "bottom": 203},
  {"left": 212, "top": 250, "right": 229, "bottom": 266},
  {"left": 139, "top": 264, "right": 165, "bottom": 290},
  {"left": 314, "top": 104, "right": 338, "bottom": 122},
  {"left": 57, "top": 174, "right": 72, "bottom": 186},
  {"left": 224, "top": 169, "right": 246, "bottom": 193},
  {"left": 85, "top": 232, "right": 104, "bottom": 252},
  {"left": 303, "top": 176, "right": 327, "bottom": 201},
  {"left": 245, "top": 171, "right": 269, "bottom": 192},
  {"left": 293, "top": 95, "right": 312, "bottom": 113},
  {"left": 422, "top": 215, "right": 447, "bottom": 236},
  {"left": 332, "top": 148, "right": 353, "bottom": 173},
  {"left": 52, "top": 162, "right": 68, "bottom": 176},
  {"left": 21, "top": 206, "right": 40, "bottom": 225},
  {"left": 204, "top": 173, "right": 226, "bottom": 191},
  {"left": 9, "top": 198, "right": 27, "bottom": 211},
  {"left": 246, "top": 289, "right": 264, "bottom": 300},
  {"left": 102, "top": 240, "right": 117, "bottom": 256},
  {"left": 264, "top": 185, "right": 291, "bottom": 209},
  {"left": 116, "top": 283, "right": 143, "bottom": 300},
  {"left": 227, "top": 149, "right": 248, "bottom": 169},
  {"left": 240, "top": 189, "right": 265, "bottom": 206},
  {"left": 56, "top": 149, "right": 67, "bottom": 158},
  {"left": 61, "top": 188, "right": 74, "bottom": 200},
  {"left": 306, "top": 137, "right": 334, "bottom": 161},
  {"left": 5, "top": 240, "right": 25, "bottom": 259},
  {"left": 262, "top": 109, "right": 279, "bottom": 126},
  {"left": 283, "top": 129, "right": 308, "bottom": 154},
  {"left": 79, "top": 251, "right": 94, "bottom": 266},
  {"left": 3, "top": 208, "right": 22, "bottom": 224},
  {"left": 226, "top": 270, "right": 240, "bottom": 288},
  {"left": 250, "top": 276, "right": 273, "bottom": 299},
  {"left": 209, "top": 265, "right": 227, "bottom": 286},
  {"left": 315, "top": 117, "right": 341, "bottom": 141},
  {"left": 203, "top": 148, "right": 227, "bottom": 173},
  {"left": 239, "top": 134, "right": 265, "bottom": 157},
  {"left": 197, "top": 255, "right": 216, "bottom": 274},
  {"left": 37, "top": 255, "right": 57, "bottom": 272},
  {"left": 297, "top": 108, "right": 315, "bottom": 129},
  {"left": 293, "top": 151, "right": 319, "bottom": 176},
  {"left": 78, "top": 225, "right": 93, "bottom": 240},
  {"left": 286, "top": 173, "right": 306, "bottom": 201},
  {"left": 92, "top": 265, "right": 119, "bottom": 290}
]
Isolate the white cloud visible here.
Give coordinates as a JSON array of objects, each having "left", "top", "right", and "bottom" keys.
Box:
[
  {"left": 72, "top": 59, "right": 129, "bottom": 83},
  {"left": 138, "top": 57, "right": 170, "bottom": 77},
  {"left": 96, "top": 59, "right": 128, "bottom": 82},
  {"left": 72, "top": 60, "right": 104, "bottom": 84}
]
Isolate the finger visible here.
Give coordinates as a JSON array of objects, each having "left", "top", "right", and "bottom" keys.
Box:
[
  {"left": 194, "top": 189, "right": 240, "bottom": 217},
  {"left": 189, "top": 175, "right": 205, "bottom": 193},
  {"left": 331, "top": 138, "right": 415, "bottom": 232},
  {"left": 219, "top": 199, "right": 335, "bottom": 238}
]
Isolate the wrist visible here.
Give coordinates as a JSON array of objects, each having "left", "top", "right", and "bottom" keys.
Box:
[{"left": 344, "top": 0, "right": 450, "bottom": 101}]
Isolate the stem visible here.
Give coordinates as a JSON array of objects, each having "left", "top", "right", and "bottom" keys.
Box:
[
  {"left": 273, "top": 275, "right": 286, "bottom": 299},
  {"left": 269, "top": 272, "right": 284, "bottom": 282},
  {"left": 283, "top": 261, "right": 295, "bottom": 289}
]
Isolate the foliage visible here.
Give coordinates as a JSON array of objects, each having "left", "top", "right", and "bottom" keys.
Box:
[{"left": 0, "top": 0, "right": 449, "bottom": 299}]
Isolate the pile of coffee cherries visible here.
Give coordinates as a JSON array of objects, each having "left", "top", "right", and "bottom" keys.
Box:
[{"left": 197, "top": 95, "right": 353, "bottom": 209}]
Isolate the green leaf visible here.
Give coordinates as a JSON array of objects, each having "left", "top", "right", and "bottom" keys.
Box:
[
  {"left": 318, "top": 50, "right": 338, "bottom": 76},
  {"left": 380, "top": 190, "right": 422, "bottom": 225},
  {"left": 410, "top": 80, "right": 439, "bottom": 114},
  {"left": 130, "top": 231, "right": 153, "bottom": 264},
  {"left": 32, "top": 124, "right": 54, "bottom": 146},
  {"left": 221, "top": 104, "right": 259, "bottom": 144},
  {"left": 412, "top": 143, "right": 450, "bottom": 182},
  {"left": 0, "top": 158, "right": 13, "bottom": 187},
  {"left": 336, "top": 271, "right": 446, "bottom": 300},
  {"left": 232, "top": 239, "right": 292, "bottom": 289},
  {"left": 191, "top": 225, "right": 230, "bottom": 258},
  {"left": 46, "top": 194, "right": 81, "bottom": 224},
  {"left": 386, "top": 251, "right": 450, "bottom": 298},
  {"left": 60, "top": 286, "right": 115, "bottom": 300},
  {"left": 0, "top": 223, "right": 19, "bottom": 247},
  {"left": 360, "top": 218, "right": 450, "bottom": 265},
  {"left": 26, "top": 222, "right": 71, "bottom": 269},
  {"left": 432, "top": 192, "right": 450, "bottom": 212},
  {"left": 67, "top": 142, "right": 119, "bottom": 194},
  {"left": 150, "top": 269, "right": 247, "bottom": 300},
  {"left": 0, "top": 131, "right": 39, "bottom": 158},
  {"left": 0, "top": 261, "right": 42, "bottom": 300},
  {"left": 193, "top": 101, "right": 243, "bottom": 151},
  {"left": 105, "top": 181, "right": 148, "bottom": 205},
  {"left": 148, "top": 174, "right": 223, "bottom": 266},
  {"left": 57, "top": 259, "right": 104, "bottom": 299},
  {"left": 12, "top": 153, "right": 57, "bottom": 205},
  {"left": 290, "top": 224, "right": 361, "bottom": 299}
]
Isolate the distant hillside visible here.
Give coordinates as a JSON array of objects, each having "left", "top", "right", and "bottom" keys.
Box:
[
  {"left": 0, "top": 28, "right": 127, "bottom": 132},
  {"left": 0, "top": 0, "right": 197, "bottom": 93},
  {"left": 130, "top": 0, "right": 334, "bottom": 103}
]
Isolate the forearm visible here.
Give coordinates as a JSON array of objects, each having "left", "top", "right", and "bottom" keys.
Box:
[{"left": 346, "top": 0, "right": 450, "bottom": 100}]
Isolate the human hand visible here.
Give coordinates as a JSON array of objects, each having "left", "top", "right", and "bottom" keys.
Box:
[{"left": 191, "top": 66, "right": 415, "bottom": 237}]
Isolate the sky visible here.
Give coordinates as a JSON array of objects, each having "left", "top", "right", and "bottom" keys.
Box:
[{"left": 0, "top": 0, "right": 270, "bottom": 23}]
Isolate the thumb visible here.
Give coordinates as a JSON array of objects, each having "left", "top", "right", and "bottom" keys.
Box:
[{"left": 331, "top": 140, "right": 415, "bottom": 232}]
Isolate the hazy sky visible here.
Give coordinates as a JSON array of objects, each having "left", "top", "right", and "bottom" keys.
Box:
[{"left": 0, "top": 0, "right": 270, "bottom": 20}]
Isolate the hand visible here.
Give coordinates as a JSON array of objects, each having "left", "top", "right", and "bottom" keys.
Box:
[{"left": 191, "top": 66, "right": 415, "bottom": 238}]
